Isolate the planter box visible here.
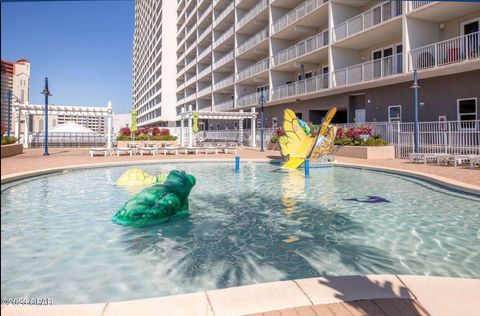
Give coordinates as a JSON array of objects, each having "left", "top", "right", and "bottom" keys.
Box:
[
  {"left": 117, "top": 140, "right": 177, "bottom": 148},
  {"left": 1, "top": 143, "right": 23, "bottom": 159},
  {"left": 335, "top": 145, "right": 395, "bottom": 159},
  {"left": 267, "top": 142, "right": 280, "bottom": 151}
]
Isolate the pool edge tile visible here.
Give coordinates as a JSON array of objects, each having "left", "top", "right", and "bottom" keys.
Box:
[
  {"left": 295, "top": 274, "right": 414, "bottom": 305},
  {"left": 398, "top": 275, "right": 480, "bottom": 316},
  {"left": 206, "top": 280, "right": 311, "bottom": 316},
  {"left": 102, "top": 291, "right": 213, "bottom": 316},
  {"left": 1, "top": 303, "right": 106, "bottom": 316}
]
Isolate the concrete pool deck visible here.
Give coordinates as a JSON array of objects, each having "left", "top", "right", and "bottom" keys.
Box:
[
  {"left": 2, "top": 275, "right": 480, "bottom": 316},
  {"left": 1, "top": 147, "right": 479, "bottom": 315}
]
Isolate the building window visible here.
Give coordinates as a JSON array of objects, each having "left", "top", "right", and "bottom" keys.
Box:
[
  {"left": 457, "top": 98, "right": 477, "bottom": 129},
  {"left": 388, "top": 105, "right": 401, "bottom": 122}
]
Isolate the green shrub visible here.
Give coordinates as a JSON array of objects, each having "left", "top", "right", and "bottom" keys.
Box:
[
  {"left": 270, "top": 135, "right": 279, "bottom": 143},
  {"left": 1, "top": 136, "right": 18, "bottom": 145}
]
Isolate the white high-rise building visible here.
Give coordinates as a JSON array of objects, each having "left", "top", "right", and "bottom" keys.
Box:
[{"left": 133, "top": 0, "right": 480, "bottom": 129}]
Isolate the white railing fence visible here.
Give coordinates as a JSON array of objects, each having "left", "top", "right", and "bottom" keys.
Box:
[
  {"left": 333, "top": 0, "right": 402, "bottom": 42},
  {"left": 236, "top": 57, "right": 269, "bottom": 81},
  {"left": 272, "top": 30, "right": 329, "bottom": 67},
  {"left": 272, "top": 0, "right": 329, "bottom": 35},
  {"left": 236, "top": 0, "right": 268, "bottom": 30},
  {"left": 237, "top": 90, "right": 269, "bottom": 109},
  {"left": 409, "top": 31, "right": 480, "bottom": 70},
  {"left": 341, "top": 120, "right": 480, "bottom": 158},
  {"left": 408, "top": 1, "right": 435, "bottom": 12},
  {"left": 334, "top": 53, "right": 403, "bottom": 87},
  {"left": 237, "top": 27, "right": 269, "bottom": 55},
  {"left": 272, "top": 73, "right": 329, "bottom": 100}
]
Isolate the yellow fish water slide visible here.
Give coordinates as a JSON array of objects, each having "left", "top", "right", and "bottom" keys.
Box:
[{"left": 278, "top": 107, "right": 337, "bottom": 170}]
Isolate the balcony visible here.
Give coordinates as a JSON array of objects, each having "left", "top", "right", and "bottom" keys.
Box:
[
  {"left": 237, "top": 27, "right": 269, "bottom": 56},
  {"left": 213, "top": 50, "right": 234, "bottom": 70},
  {"left": 198, "top": 65, "right": 212, "bottom": 79},
  {"left": 213, "top": 2, "right": 234, "bottom": 28},
  {"left": 198, "top": 45, "right": 212, "bottom": 61},
  {"left": 333, "top": 0, "right": 402, "bottom": 43},
  {"left": 198, "top": 5, "right": 212, "bottom": 25},
  {"left": 213, "top": 75, "right": 234, "bottom": 91},
  {"left": 236, "top": 0, "right": 269, "bottom": 31},
  {"left": 410, "top": 32, "right": 480, "bottom": 71},
  {"left": 213, "top": 25, "right": 234, "bottom": 49},
  {"left": 185, "top": 75, "right": 197, "bottom": 87},
  {"left": 272, "top": 30, "right": 328, "bottom": 68},
  {"left": 236, "top": 57, "right": 269, "bottom": 81},
  {"left": 198, "top": 25, "right": 212, "bottom": 43},
  {"left": 237, "top": 90, "right": 269, "bottom": 108},
  {"left": 272, "top": 0, "right": 329, "bottom": 35},
  {"left": 407, "top": 1, "right": 435, "bottom": 12},
  {"left": 333, "top": 53, "right": 403, "bottom": 87},
  {"left": 215, "top": 99, "right": 234, "bottom": 111},
  {"left": 272, "top": 73, "right": 328, "bottom": 101},
  {"left": 198, "top": 85, "right": 212, "bottom": 97}
]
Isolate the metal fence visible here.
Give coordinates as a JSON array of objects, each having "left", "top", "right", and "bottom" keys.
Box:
[
  {"left": 30, "top": 132, "right": 107, "bottom": 148},
  {"left": 341, "top": 120, "right": 480, "bottom": 158}
]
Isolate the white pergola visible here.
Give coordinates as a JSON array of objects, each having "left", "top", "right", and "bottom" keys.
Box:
[
  {"left": 12, "top": 102, "right": 113, "bottom": 148},
  {"left": 179, "top": 105, "right": 257, "bottom": 147}
]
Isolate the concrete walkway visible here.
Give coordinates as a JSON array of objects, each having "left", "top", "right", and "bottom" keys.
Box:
[{"left": 1, "top": 148, "right": 479, "bottom": 189}]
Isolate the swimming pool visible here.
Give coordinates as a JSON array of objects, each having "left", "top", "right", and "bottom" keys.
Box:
[{"left": 1, "top": 162, "right": 479, "bottom": 304}]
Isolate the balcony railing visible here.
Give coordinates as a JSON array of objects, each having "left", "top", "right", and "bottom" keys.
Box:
[
  {"left": 185, "top": 92, "right": 196, "bottom": 103},
  {"left": 410, "top": 31, "right": 480, "bottom": 70},
  {"left": 333, "top": 0, "right": 402, "bottom": 42},
  {"left": 213, "top": 50, "right": 234, "bottom": 69},
  {"left": 213, "top": 2, "right": 234, "bottom": 27},
  {"left": 198, "top": 25, "right": 212, "bottom": 42},
  {"left": 197, "top": 85, "right": 212, "bottom": 97},
  {"left": 236, "top": 0, "right": 269, "bottom": 30},
  {"left": 213, "top": 74, "right": 234, "bottom": 91},
  {"left": 272, "top": 30, "right": 328, "bottom": 67},
  {"left": 198, "top": 45, "right": 212, "bottom": 60},
  {"left": 237, "top": 90, "right": 269, "bottom": 108},
  {"left": 272, "top": 0, "right": 329, "bottom": 35},
  {"left": 271, "top": 73, "right": 329, "bottom": 100},
  {"left": 333, "top": 53, "right": 403, "bottom": 87},
  {"left": 215, "top": 99, "right": 234, "bottom": 111},
  {"left": 198, "top": 5, "right": 212, "bottom": 24},
  {"left": 197, "top": 65, "right": 212, "bottom": 79},
  {"left": 186, "top": 58, "right": 197, "bottom": 71},
  {"left": 213, "top": 25, "right": 234, "bottom": 48},
  {"left": 408, "top": 1, "right": 435, "bottom": 12},
  {"left": 236, "top": 57, "right": 269, "bottom": 81},
  {"left": 237, "top": 27, "right": 269, "bottom": 55},
  {"left": 185, "top": 75, "right": 197, "bottom": 86}
]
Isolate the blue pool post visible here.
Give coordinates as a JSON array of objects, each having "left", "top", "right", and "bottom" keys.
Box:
[
  {"left": 412, "top": 70, "right": 420, "bottom": 153},
  {"left": 305, "top": 159, "right": 310, "bottom": 178},
  {"left": 41, "top": 77, "right": 52, "bottom": 156},
  {"left": 235, "top": 156, "right": 240, "bottom": 173}
]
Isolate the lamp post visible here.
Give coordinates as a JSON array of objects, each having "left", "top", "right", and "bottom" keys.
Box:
[
  {"left": 259, "top": 91, "right": 265, "bottom": 152},
  {"left": 41, "top": 77, "right": 52, "bottom": 156},
  {"left": 411, "top": 70, "right": 420, "bottom": 153}
]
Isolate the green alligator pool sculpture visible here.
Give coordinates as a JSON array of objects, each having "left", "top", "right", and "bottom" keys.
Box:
[{"left": 112, "top": 170, "right": 196, "bottom": 227}]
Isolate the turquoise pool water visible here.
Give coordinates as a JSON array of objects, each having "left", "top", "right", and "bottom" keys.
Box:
[{"left": 1, "top": 162, "right": 479, "bottom": 304}]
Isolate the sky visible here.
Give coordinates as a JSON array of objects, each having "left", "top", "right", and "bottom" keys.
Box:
[{"left": 1, "top": 0, "right": 135, "bottom": 114}]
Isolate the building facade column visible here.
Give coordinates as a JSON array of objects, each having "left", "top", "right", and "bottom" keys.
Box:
[
  {"left": 180, "top": 117, "right": 184, "bottom": 147},
  {"left": 187, "top": 104, "right": 193, "bottom": 147},
  {"left": 14, "top": 109, "right": 20, "bottom": 139},
  {"left": 251, "top": 107, "right": 256, "bottom": 147}
]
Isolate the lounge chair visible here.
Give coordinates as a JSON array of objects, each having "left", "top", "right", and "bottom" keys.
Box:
[
  {"left": 90, "top": 147, "right": 110, "bottom": 157},
  {"left": 138, "top": 146, "right": 158, "bottom": 156},
  {"left": 184, "top": 146, "right": 201, "bottom": 155},
  {"left": 163, "top": 146, "right": 179, "bottom": 156},
  {"left": 115, "top": 147, "right": 134, "bottom": 156},
  {"left": 222, "top": 143, "right": 238, "bottom": 154},
  {"left": 202, "top": 143, "right": 219, "bottom": 154},
  {"left": 470, "top": 155, "right": 480, "bottom": 169}
]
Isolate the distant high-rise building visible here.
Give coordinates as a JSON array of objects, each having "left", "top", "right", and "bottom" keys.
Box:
[{"left": 1, "top": 59, "right": 30, "bottom": 132}]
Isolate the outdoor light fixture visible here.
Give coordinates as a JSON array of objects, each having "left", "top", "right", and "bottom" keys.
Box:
[
  {"left": 420, "top": 102, "right": 426, "bottom": 107},
  {"left": 41, "top": 77, "right": 52, "bottom": 156}
]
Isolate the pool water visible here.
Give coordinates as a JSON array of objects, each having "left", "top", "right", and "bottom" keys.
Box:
[{"left": 1, "top": 163, "right": 479, "bottom": 304}]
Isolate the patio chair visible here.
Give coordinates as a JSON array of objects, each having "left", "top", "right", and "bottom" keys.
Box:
[
  {"left": 453, "top": 154, "right": 474, "bottom": 168},
  {"left": 115, "top": 147, "right": 134, "bottom": 156},
  {"left": 184, "top": 146, "right": 201, "bottom": 155},
  {"left": 90, "top": 147, "right": 110, "bottom": 157},
  {"left": 222, "top": 143, "right": 238, "bottom": 154},
  {"left": 202, "top": 143, "right": 219, "bottom": 154},
  {"left": 435, "top": 153, "right": 455, "bottom": 166},
  {"left": 408, "top": 153, "right": 425, "bottom": 163},
  {"left": 470, "top": 155, "right": 480, "bottom": 169}
]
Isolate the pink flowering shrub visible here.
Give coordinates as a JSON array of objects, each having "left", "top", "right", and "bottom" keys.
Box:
[{"left": 335, "top": 125, "right": 387, "bottom": 146}]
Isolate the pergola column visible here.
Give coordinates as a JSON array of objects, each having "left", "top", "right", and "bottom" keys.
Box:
[
  {"left": 23, "top": 111, "right": 30, "bottom": 148},
  {"left": 251, "top": 107, "right": 256, "bottom": 147},
  {"left": 107, "top": 101, "right": 113, "bottom": 149},
  {"left": 188, "top": 104, "right": 193, "bottom": 147},
  {"left": 14, "top": 109, "right": 20, "bottom": 139},
  {"left": 180, "top": 117, "right": 185, "bottom": 146}
]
